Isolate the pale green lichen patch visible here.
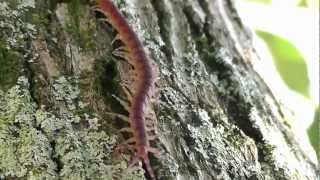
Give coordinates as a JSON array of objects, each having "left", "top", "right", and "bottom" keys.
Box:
[
  {"left": 52, "top": 76, "right": 146, "bottom": 179},
  {"left": 17, "top": 0, "right": 35, "bottom": 9},
  {"left": 48, "top": 76, "right": 145, "bottom": 179},
  {"left": 16, "top": 128, "right": 57, "bottom": 179},
  {"left": 0, "top": 0, "right": 146, "bottom": 178},
  {"left": 35, "top": 109, "right": 65, "bottom": 140},
  {"left": 4, "top": 0, "right": 35, "bottom": 10},
  {"left": 0, "top": 1, "right": 37, "bottom": 91},
  {"left": 0, "top": 75, "right": 145, "bottom": 179},
  {"left": 0, "top": 77, "right": 57, "bottom": 179},
  {"left": 53, "top": 76, "right": 81, "bottom": 111},
  {"left": 0, "top": 77, "right": 35, "bottom": 126}
]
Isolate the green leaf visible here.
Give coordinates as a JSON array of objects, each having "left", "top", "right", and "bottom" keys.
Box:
[
  {"left": 308, "top": 107, "right": 319, "bottom": 161},
  {"left": 256, "top": 30, "right": 310, "bottom": 98}
]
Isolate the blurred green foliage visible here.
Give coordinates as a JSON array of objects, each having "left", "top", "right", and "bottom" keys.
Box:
[
  {"left": 244, "top": 0, "right": 318, "bottom": 7},
  {"left": 246, "top": 0, "right": 272, "bottom": 4},
  {"left": 308, "top": 107, "right": 320, "bottom": 160},
  {"left": 256, "top": 30, "right": 310, "bottom": 98},
  {"left": 298, "top": 0, "right": 319, "bottom": 7},
  {"left": 256, "top": 29, "right": 318, "bottom": 161},
  {"left": 298, "top": 0, "right": 308, "bottom": 6}
]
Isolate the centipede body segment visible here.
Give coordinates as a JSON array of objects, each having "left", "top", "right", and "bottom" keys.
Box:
[{"left": 97, "top": 0, "right": 160, "bottom": 179}]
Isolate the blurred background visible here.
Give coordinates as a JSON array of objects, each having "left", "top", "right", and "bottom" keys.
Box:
[{"left": 235, "top": 0, "right": 319, "bottom": 162}]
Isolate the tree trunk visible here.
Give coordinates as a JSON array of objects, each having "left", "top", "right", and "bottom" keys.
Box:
[{"left": 0, "top": 0, "right": 318, "bottom": 179}]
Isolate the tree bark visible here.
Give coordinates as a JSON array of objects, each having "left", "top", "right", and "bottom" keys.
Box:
[{"left": 0, "top": 0, "right": 318, "bottom": 179}]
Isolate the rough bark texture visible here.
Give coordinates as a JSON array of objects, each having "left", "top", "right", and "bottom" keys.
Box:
[{"left": 0, "top": 0, "right": 318, "bottom": 180}]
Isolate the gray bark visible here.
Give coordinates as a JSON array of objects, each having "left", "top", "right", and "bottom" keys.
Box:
[{"left": 0, "top": 0, "right": 318, "bottom": 180}]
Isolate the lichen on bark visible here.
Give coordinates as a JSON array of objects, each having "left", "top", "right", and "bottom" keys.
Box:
[
  {"left": 0, "top": 0, "right": 144, "bottom": 179},
  {"left": 0, "top": 0, "right": 318, "bottom": 179}
]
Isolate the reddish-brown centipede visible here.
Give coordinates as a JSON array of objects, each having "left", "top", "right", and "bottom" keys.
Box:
[{"left": 97, "top": 0, "right": 160, "bottom": 179}]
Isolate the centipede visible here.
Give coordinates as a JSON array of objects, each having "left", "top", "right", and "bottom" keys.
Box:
[{"left": 96, "top": 0, "right": 160, "bottom": 179}]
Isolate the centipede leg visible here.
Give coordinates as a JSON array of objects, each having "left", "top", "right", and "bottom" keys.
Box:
[
  {"left": 92, "top": 6, "right": 104, "bottom": 14},
  {"left": 105, "top": 112, "right": 130, "bottom": 123},
  {"left": 113, "top": 46, "right": 129, "bottom": 54},
  {"left": 112, "top": 34, "right": 122, "bottom": 44},
  {"left": 147, "top": 147, "right": 162, "bottom": 158},
  {"left": 114, "top": 46, "right": 129, "bottom": 52},
  {"left": 145, "top": 120, "right": 154, "bottom": 128},
  {"left": 115, "top": 143, "right": 136, "bottom": 158},
  {"left": 123, "top": 137, "right": 136, "bottom": 145},
  {"left": 112, "top": 47, "right": 130, "bottom": 62},
  {"left": 97, "top": 18, "right": 111, "bottom": 25},
  {"left": 93, "top": 7, "right": 111, "bottom": 23},
  {"left": 147, "top": 135, "right": 158, "bottom": 141},
  {"left": 119, "top": 127, "right": 133, "bottom": 133},
  {"left": 116, "top": 138, "right": 136, "bottom": 153},
  {"left": 112, "top": 94, "right": 130, "bottom": 112},
  {"left": 128, "top": 155, "right": 140, "bottom": 167},
  {"left": 145, "top": 112, "right": 157, "bottom": 127},
  {"left": 146, "top": 126, "right": 155, "bottom": 132},
  {"left": 120, "top": 84, "right": 133, "bottom": 102}
]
